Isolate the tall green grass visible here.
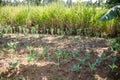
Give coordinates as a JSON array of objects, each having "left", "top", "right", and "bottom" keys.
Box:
[{"left": 0, "top": 3, "right": 116, "bottom": 35}]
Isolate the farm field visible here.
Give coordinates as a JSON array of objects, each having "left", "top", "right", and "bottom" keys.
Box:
[
  {"left": 0, "top": 34, "right": 119, "bottom": 80},
  {"left": 0, "top": 0, "right": 120, "bottom": 80}
]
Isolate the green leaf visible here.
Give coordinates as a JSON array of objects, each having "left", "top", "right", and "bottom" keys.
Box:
[
  {"left": 9, "top": 60, "right": 18, "bottom": 68},
  {"left": 99, "top": 5, "right": 120, "bottom": 21},
  {"left": 71, "top": 50, "right": 78, "bottom": 57},
  {"left": 71, "top": 64, "right": 82, "bottom": 71},
  {"left": 27, "top": 52, "right": 38, "bottom": 62}
]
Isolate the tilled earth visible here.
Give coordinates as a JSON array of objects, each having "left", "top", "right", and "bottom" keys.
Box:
[{"left": 0, "top": 34, "right": 119, "bottom": 80}]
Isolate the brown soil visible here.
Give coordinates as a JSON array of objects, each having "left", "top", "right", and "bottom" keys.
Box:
[{"left": 0, "top": 34, "right": 119, "bottom": 80}]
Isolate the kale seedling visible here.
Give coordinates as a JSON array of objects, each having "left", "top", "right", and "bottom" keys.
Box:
[
  {"left": 109, "top": 56, "right": 118, "bottom": 63},
  {"left": 41, "top": 45, "right": 50, "bottom": 59},
  {"left": 88, "top": 62, "right": 96, "bottom": 71},
  {"left": 77, "top": 58, "right": 86, "bottom": 64},
  {"left": 94, "top": 59, "right": 101, "bottom": 66},
  {"left": 71, "top": 50, "right": 78, "bottom": 57},
  {"left": 26, "top": 46, "right": 34, "bottom": 54},
  {"left": 63, "top": 52, "right": 68, "bottom": 59},
  {"left": 85, "top": 52, "right": 91, "bottom": 59},
  {"left": 100, "top": 52, "right": 106, "bottom": 60},
  {"left": 27, "top": 51, "right": 38, "bottom": 63},
  {"left": 55, "top": 49, "right": 62, "bottom": 67},
  {"left": 71, "top": 64, "right": 82, "bottom": 72},
  {"left": 9, "top": 60, "right": 18, "bottom": 68},
  {"left": 109, "top": 63, "right": 118, "bottom": 70},
  {"left": 7, "top": 42, "right": 17, "bottom": 54}
]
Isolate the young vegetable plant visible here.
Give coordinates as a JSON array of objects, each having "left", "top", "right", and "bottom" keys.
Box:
[
  {"left": 7, "top": 42, "right": 17, "bottom": 54},
  {"left": 71, "top": 50, "right": 78, "bottom": 57},
  {"left": 0, "top": 33, "right": 3, "bottom": 38},
  {"left": 88, "top": 62, "right": 96, "bottom": 71},
  {"left": 63, "top": 52, "right": 68, "bottom": 60},
  {"left": 109, "top": 63, "right": 118, "bottom": 71},
  {"left": 109, "top": 56, "right": 118, "bottom": 63},
  {"left": 41, "top": 45, "right": 51, "bottom": 59},
  {"left": 94, "top": 59, "right": 101, "bottom": 66},
  {"left": 100, "top": 52, "right": 106, "bottom": 60},
  {"left": 9, "top": 60, "right": 18, "bottom": 68},
  {"left": 77, "top": 58, "right": 86, "bottom": 64},
  {"left": 27, "top": 51, "right": 38, "bottom": 63},
  {"left": 15, "top": 33, "right": 20, "bottom": 41},
  {"left": 71, "top": 64, "right": 82, "bottom": 72},
  {"left": 26, "top": 46, "right": 34, "bottom": 54},
  {"left": 55, "top": 49, "right": 63, "bottom": 67},
  {"left": 85, "top": 52, "right": 91, "bottom": 59}
]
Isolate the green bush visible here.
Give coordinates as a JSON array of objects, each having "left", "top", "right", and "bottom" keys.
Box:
[{"left": 111, "top": 37, "right": 120, "bottom": 53}]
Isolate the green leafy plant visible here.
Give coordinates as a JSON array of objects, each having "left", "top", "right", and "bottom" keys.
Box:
[
  {"left": 88, "top": 62, "right": 96, "bottom": 71},
  {"left": 9, "top": 60, "right": 18, "bottom": 68},
  {"left": 63, "top": 52, "right": 68, "bottom": 59},
  {"left": 100, "top": 52, "right": 106, "bottom": 59},
  {"left": 85, "top": 52, "right": 91, "bottom": 59},
  {"left": 27, "top": 52, "right": 38, "bottom": 63},
  {"left": 41, "top": 45, "right": 51, "bottom": 59},
  {"left": 109, "top": 56, "right": 118, "bottom": 63},
  {"left": 71, "top": 50, "right": 78, "bottom": 57},
  {"left": 94, "top": 59, "right": 101, "bottom": 65},
  {"left": 7, "top": 42, "right": 17, "bottom": 54},
  {"left": 55, "top": 49, "right": 62, "bottom": 67},
  {"left": 8, "top": 49, "right": 15, "bottom": 54},
  {"left": 111, "top": 37, "right": 120, "bottom": 53},
  {"left": 109, "top": 63, "right": 118, "bottom": 70},
  {"left": 71, "top": 64, "right": 82, "bottom": 72},
  {"left": 26, "top": 46, "right": 34, "bottom": 54},
  {"left": 7, "top": 42, "right": 17, "bottom": 49},
  {"left": 23, "top": 28, "right": 29, "bottom": 36},
  {"left": 0, "top": 33, "right": 3, "bottom": 38},
  {"left": 31, "top": 27, "right": 36, "bottom": 34},
  {"left": 99, "top": 5, "right": 120, "bottom": 21},
  {"left": 31, "top": 37, "right": 38, "bottom": 41},
  {"left": 77, "top": 58, "right": 86, "bottom": 64}
]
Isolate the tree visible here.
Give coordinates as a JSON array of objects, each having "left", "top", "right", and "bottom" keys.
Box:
[{"left": 99, "top": 0, "right": 120, "bottom": 36}]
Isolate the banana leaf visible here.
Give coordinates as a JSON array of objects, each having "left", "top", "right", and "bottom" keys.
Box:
[{"left": 99, "top": 5, "right": 120, "bottom": 21}]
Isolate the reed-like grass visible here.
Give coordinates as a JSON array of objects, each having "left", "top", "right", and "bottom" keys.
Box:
[{"left": 0, "top": 3, "right": 116, "bottom": 35}]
